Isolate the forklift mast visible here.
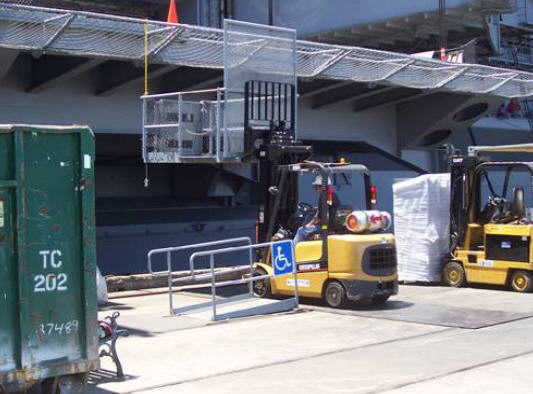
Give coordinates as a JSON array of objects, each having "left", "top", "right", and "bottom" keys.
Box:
[
  {"left": 449, "top": 155, "right": 481, "bottom": 251},
  {"left": 243, "top": 80, "right": 312, "bottom": 244}
]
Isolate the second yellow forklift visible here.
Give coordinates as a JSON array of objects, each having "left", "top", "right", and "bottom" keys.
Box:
[{"left": 444, "top": 144, "right": 533, "bottom": 292}]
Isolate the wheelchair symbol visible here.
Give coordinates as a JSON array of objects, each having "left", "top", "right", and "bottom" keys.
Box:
[
  {"left": 274, "top": 246, "right": 291, "bottom": 271},
  {"left": 272, "top": 242, "right": 294, "bottom": 276}
]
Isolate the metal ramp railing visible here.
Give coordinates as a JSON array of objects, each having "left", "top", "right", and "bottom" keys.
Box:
[{"left": 147, "top": 238, "right": 299, "bottom": 321}]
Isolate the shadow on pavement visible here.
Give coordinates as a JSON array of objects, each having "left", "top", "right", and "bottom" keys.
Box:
[
  {"left": 300, "top": 296, "right": 414, "bottom": 311},
  {"left": 113, "top": 325, "right": 155, "bottom": 338},
  {"left": 87, "top": 369, "right": 138, "bottom": 393}
]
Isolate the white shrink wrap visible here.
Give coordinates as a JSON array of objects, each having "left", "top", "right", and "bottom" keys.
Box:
[
  {"left": 97, "top": 266, "right": 108, "bottom": 305},
  {"left": 393, "top": 174, "right": 450, "bottom": 282}
]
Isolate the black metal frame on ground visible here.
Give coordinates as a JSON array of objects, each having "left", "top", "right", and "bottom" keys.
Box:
[{"left": 99, "top": 312, "right": 130, "bottom": 378}]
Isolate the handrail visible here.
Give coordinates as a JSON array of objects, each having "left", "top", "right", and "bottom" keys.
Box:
[
  {"left": 147, "top": 236, "right": 252, "bottom": 276},
  {"left": 189, "top": 240, "right": 299, "bottom": 320},
  {"left": 147, "top": 236, "right": 253, "bottom": 316},
  {"left": 141, "top": 87, "right": 225, "bottom": 100},
  {"left": 147, "top": 238, "right": 299, "bottom": 320}
]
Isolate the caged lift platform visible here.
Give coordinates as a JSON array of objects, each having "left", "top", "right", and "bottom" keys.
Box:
[{"left": 141, "top": 19, "right": 297, "bottom": 164}]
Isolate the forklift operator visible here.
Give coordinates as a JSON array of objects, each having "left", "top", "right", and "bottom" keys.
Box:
[{"left": 293, "top": 174, "right": 340, "bottom": 244}]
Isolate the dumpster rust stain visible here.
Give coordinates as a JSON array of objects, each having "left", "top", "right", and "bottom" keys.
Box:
[
  {"left": 51, "top": 224, "right": 60, "bottom": 232},
  {"left": 30, "top": 312, "right": 48, "bottom": 343},
  {"left": 39, "top": 205, "right": 48, "bottom": 216},
  {"left": 30, "top": 311, "right": 43, "bottom": 321}
]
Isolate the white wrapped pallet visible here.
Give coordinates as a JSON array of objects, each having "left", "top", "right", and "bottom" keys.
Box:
[
  {"left": 97, "top": 266, "right": 108, "bottom": 305},
  {"left": 393, "top": 174, "right": 450, "bottom": 282}
]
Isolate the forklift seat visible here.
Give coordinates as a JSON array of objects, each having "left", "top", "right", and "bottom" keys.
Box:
[{"left": 511, "top": 187, "right": 526, "bottom": 219}]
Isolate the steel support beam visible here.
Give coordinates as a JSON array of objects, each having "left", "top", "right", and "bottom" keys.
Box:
[
  {"left": 159, "top": 68, "right": 223, "bottom": 93},
  {"left": 385, "top": 20, "right": 413, "bottom": 31},
  {"left": 27, "top": 55, "right": 103, "bottom": 94},
  {"left": 353, "top": 88, "right": 429, "bottom": 112},
  {"left": 347, "top": 29, "right": 416, "bottom": 45},
  {"left": 299, "top": 80, "right": 352, "bottom": 98},
  {"left": 96, "top": 61, "right": 178, "bottom": 97},
  {"left": 312, "top": 83, "right": 393, "bottom": 109},
  {"left": 337, "top": 30, "right": 397, "bottom": 46},
  {"left": 184, "top": 75, "right": 224, "bottom": 91}
]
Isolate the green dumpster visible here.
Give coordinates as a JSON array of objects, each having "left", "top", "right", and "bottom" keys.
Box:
[{"left": 0, "top": 125, "right": 99, "bottom": 392}]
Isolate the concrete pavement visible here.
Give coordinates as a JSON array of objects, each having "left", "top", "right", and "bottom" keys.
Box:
[{"left": 90, "top": 285, "right": 533, "bottom": 393}]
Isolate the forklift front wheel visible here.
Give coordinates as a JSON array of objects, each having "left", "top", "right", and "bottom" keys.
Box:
[
  {"left": 323, "top": 281, "right": 347, "bottom": 308},
  {"left": 443, "top": 261, "right": 466, "bottom": 288},
  {"left": 510, "top": 270, "right": 533, "bottom": 293},
  {"left": 252, "top": 267, "right": 271, "bottom": 298}
]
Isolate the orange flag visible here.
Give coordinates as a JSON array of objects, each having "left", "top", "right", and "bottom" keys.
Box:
[{"left": 167, "top": 0, "right": 179, "bottom": 24}]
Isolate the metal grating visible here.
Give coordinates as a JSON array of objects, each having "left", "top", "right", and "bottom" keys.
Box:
[
  {"left": 369, "top": 248, "right": 397, "bottom": 271},
  {"left": 1, "top": 3, "right": 533, "bottom": 98},
  {"left": 363, "top": 245, "right": 397, "bottom": 276}
]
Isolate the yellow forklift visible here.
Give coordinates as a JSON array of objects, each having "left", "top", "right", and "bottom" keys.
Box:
[
  {"left": 444, "top": 144, "right": 533, "bottom": 292},
  {"left": 243, "top": 81, "right": 398, "bottom": 308},
  {"left": 252, "top": 161, "right": 397, "bottom": 307}
]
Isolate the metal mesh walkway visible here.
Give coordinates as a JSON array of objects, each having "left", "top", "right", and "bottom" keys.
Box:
[{"left": 1, "top": 3, "right": 533, "bottom": 98}]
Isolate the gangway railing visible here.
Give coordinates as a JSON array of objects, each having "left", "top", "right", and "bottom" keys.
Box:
[
  {"left": 3, "top": 4, "right": 533, "bottom": 99},
  {"left": 147, "top": 238, "right": 299, "bottom": 321}
]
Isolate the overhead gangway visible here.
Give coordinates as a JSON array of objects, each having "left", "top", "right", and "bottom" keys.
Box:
[{"left": 1, "top": 3, "right": 533, "bottom": 98}]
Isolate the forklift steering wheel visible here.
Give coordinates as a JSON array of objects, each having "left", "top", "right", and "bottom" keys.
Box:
[
  {"left": 481, "top": 196, "right": 506, "bottom": 224},
  {"left": 297, "top": 202, "right": 314, "bottom": 212},
  {"left": 297, "top": 202, "right": 316, "bottom": 218}
]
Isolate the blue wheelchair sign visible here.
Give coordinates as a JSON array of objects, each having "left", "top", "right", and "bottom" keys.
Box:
[{"left": 272, "top": 240, "right": 295, "bottom": 276}]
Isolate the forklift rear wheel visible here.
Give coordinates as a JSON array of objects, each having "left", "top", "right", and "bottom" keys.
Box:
[
  {"left": 324, "top": 281, "right": 346, "bottom": 308},
  {"left": 252, "top": 267, "right": 271, "bottom": 298},
  {"left": 510, "top": 270, "right": 533, "bottom": 293},
  {"left": 443, "top": 261, "right": 466, "bottom": 287}
]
